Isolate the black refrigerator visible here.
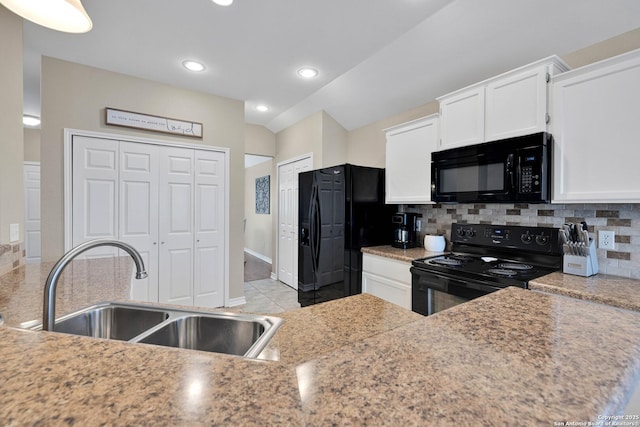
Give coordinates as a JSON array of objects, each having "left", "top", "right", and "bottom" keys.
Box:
[{"left": 298, "top": 164, "right": 397, "bottom": 306}]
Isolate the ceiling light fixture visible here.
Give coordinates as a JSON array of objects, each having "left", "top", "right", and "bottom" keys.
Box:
[
  {"left": 182, "top": 60, "right": 206, "bottom": 72},
  {"left": 0, "top": 0, "right": 93, "bottom": 33},
  {"left": 297, "top": 67, "right": 319, "bottom": 79},
  {"left": 256, "top": 105, "right": 270, "bottom": 112},
  {"left": 212, "top": 0, "right": 233, "bottom": 6},
  {"left": 23, "top": 115, "right": 41, "bottom": 127}
]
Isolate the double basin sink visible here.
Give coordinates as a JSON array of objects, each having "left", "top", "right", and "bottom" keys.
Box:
[{"left": 31, "top": 302, "right": 283, "bottom": 359}]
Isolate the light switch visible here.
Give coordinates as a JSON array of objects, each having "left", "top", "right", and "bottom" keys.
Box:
[{"left": 10, "top": 223, "right": 19, "bottom": 242}]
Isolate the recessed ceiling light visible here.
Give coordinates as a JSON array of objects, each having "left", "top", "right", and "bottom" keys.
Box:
[
  {"left": 182, "top": 60, "right": 206, "bottom": 72},
  {"left": 256, "top": 105, "right": 270, "bottom": 112},
  {"left": 212, "top": 0, "right": 233, "bottom": 5},
  {"left": 297, "top": 67, "right": 319, "bottom": 79},
  {"left": 23, "top": 115, "right": 41, "bottom": 127}
]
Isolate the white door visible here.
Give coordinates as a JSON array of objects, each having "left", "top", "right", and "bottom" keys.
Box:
[
  {"left": 277, "top": 156, "right": 312, "bottom": 289},
  {"left": 119, "top": 142, "right": 159, "bottom": 302},
  {"left": 24, "top": 162, "right": 41, "bottom": 263},
  {"left": 193, "top": 150, "right": 225, "bottom": 307},
  {"left": 72, "top": 136, "right": 120, "bottom": 258},
  {"left": 278, "top": 162, "right": 294, "bottom": 286},
  {"left": 292, "top": 158, "right": 311, "bottom": 287},
  {"left": 158, "top": 146, "right": 195, "bottom": 305}
]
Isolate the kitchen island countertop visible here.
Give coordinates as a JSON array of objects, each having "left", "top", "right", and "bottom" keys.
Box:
[{"left": 1, "top": 260, "right": 640, "bottom": 424}]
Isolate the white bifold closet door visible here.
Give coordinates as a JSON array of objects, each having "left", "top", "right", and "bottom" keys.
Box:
[
  {"left": 119, "top": 141, "right": 159, "bottom": 303},
  {"left": 71, "top": 135, "right": 225, "bottom": 308}
]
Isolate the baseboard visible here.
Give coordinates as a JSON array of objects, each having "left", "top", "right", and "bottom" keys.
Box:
[
  {"left": 227, "top": 296, "right": 247, "bottom": 307},
  {"left": 244, "top": 248, "right": 272, "bottom": 264},
  {"left": 270, "top": 272, "right": 277, "bottom": 281}
]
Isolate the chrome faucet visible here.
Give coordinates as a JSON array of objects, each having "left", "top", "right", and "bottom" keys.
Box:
[{"left": 42, "top": 239, "right": 148, "bottom": 331}]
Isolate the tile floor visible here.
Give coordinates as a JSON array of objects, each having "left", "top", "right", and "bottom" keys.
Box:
[
  {"left": 240, "top": 279, "right": 301, "bottom": 314},
  {"left": 240, "top": 252, "right": 300, "bottom": 314}
]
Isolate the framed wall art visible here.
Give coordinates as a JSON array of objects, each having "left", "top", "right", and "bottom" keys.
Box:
[{"left": 255, "top": 175, "right": 270, "bottom": 214}]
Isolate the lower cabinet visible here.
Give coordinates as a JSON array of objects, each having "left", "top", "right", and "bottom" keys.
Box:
[{"left": 362, "top": 253, "right": 411, "bottom": 310}]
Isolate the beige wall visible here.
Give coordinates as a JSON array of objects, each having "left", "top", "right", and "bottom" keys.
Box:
[
  {"left": 24, "top": 128, "right": 41, "bottom": 162},
  {"left": 40, "top": 57, "right": 246, "bottom": 300},
  {"left": 0, "top": 6, "right": 24, "bottom": 246},
  {"left": 275, "top": 111, "right": 323, "bottom": 169},
  {"left": 244, "top": 160, "right": 273, "bottom": 261},
  {"left": 321, "top": 111, "right": 348, "bottom": 168},
  {"left": 563, "top": 27, "right": 640, "bottom": 69},
  {"left": 347, "top": 101, "right": 439, "bottom": 168},
  {"left": 245, "top": 124, "right": 276, "bottom": 157}
]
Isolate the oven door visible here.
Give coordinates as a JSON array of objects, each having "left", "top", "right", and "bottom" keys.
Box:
[{"left": 410, "top": 267, "right": 504, "bottom": 316}]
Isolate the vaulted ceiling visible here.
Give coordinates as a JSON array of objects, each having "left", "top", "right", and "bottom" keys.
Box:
[{"left": 22, "top": 0, "right": 640, "bottom": 132}]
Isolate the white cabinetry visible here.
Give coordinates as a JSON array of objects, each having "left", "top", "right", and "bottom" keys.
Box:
[
  {"left": 385, "top": 114, "right": 439, "bottom": 204},
  {"left": 71, "top": 135, "right": 226, "bottom": 307},
  {"left": 550, "top": 49, "right": 640, "bottom": 203},
  {"left": 438, "top": 87, "right": 485, "bottom": 149},
  {"left": 437, "top": 56, "right": 569, "bottom": 149},
  {"left": 362, "top": 253, "right": 411, "bottom": 310}
]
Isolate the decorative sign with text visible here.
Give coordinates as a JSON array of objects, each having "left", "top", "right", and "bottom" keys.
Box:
[{"left": 105, "top": 107, "right": 203, "bottom": 138}]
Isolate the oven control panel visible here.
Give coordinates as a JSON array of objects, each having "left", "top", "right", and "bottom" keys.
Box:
[{"left": 451, "top": 223, "right": 561, "bottom": 254}]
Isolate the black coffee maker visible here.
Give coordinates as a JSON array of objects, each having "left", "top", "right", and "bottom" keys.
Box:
[{"left": 392, "top": 212, "right": 420, "bottom": 249}]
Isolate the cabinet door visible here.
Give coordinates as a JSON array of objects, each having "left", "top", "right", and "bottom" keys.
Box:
[
  {"left": 158, "top": 147, "right": 195, "bottom": 305},
  {"left": 362, "top": 254, "right": 411, "bottom": 309},
  {"left": 551, "top": 51, "right": 640, "bottom": 202},
  {"left": 119, "top": 142, "right": 159, "bottom": 303},
  {"left": 485, "top": 66, "right": 548, "bottom": 141},
  {"left": 385, "top": 115, "right": 439, "bottom": 204},
  {"left": 193, "top": 150, "right": 225, "bottom": 308},
  {"left": 439, "top": 86, "right": 485, "bottom": 149},
  {"left": 71, "top": 136, "right": 119, "bottom": 258}
]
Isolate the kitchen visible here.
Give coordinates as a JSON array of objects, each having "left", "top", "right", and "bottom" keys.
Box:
[{"left": 2, "top": 0, "right": 640, "bottom": 424}]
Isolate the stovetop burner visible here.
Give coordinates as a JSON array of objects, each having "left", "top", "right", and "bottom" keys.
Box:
[
  {"left": 486, "top": 268, "right": 519, "bottom": 278},
  {"left": 429, "top": 257, "right": 465, "bottom": 266},
  {"left": 497, "top": 262, "right": 533, "bottom": 271}
]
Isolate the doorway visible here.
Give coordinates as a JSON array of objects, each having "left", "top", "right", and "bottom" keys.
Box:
[{"left": 276, "top": 154, "right": 312, "bottom": 289}]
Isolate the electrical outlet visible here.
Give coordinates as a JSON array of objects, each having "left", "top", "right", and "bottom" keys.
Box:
[
  {"left": 598, "top": 230, "right": 615, "bottom": 250},
  {"left": 9, "top": 224, "right": 19, "bottom": 243}
]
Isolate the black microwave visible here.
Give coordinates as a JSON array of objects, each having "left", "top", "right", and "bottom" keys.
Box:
[{"left": 431, "top": 132, "right": 552, "bottom": 203}]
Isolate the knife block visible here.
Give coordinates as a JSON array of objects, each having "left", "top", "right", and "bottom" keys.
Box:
[{"left": 563, "top": 239, "right": 599, "bottom": 277}]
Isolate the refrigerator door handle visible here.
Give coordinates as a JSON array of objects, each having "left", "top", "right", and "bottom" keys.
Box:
[{"left": 309, "top": 183, "right": 321, "bottom": 277}]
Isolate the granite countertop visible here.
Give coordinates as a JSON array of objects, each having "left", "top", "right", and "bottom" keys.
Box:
[
  {"left": 367, "top": 244, "right": 640, "bottom": 313},
  {"left": 2, "top": 259, "right": 640, "bottom": 424},
  {"left": 530, "top": 271, "right": 640, "bottom": 312},
  {"left": 362, "top": 244, "right": 444, "bottom": 263}
]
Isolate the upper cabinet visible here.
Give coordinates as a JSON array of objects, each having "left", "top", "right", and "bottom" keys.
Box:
[
  {"left": 385, "top": 114, "right": 439, "bottom": 204},
  {"left": 437, "top": 56, "right": 570, "bottom": 150},
  {"left": 550, "top": 49, "right": 640, "bottom": 203},
  {"left": 438, "top": 86, "right": 485, "bottom": 150}
]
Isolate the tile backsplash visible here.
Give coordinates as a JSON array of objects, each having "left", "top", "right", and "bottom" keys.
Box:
[
  {"left": 405, "top": 203, "right": 640, "bottom": 279},
  {"left": 0, "top": 242, "right": 25, "bottom": 276}
]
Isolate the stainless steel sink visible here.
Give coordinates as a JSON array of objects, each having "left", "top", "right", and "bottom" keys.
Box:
[
  {"left": 30, "top": 302, "right": 283, "bottom": 359},
  {"left": 139, "top": 314, "right": 269, "bottom": 357},
  {"left": 51, "top": 305, "right": 170, "bottom": 341}
]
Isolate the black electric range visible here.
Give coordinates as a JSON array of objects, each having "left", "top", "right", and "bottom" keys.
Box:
[{"left": 410, "top": 223, "right": 562, "bottom": 316}]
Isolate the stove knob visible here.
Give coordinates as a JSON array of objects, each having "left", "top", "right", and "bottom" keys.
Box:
[
  {"left": 465, "top": 229, "right": 475, "bottom": 237},
  {"left": 521, "top": 233, "right": 533, "bottom": 244},
  {"left": 456, "top": 228, "right": 466, "bottom": 237},
  {"left": 535, "top": 235, "right": 549, "bottom": 245}
]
